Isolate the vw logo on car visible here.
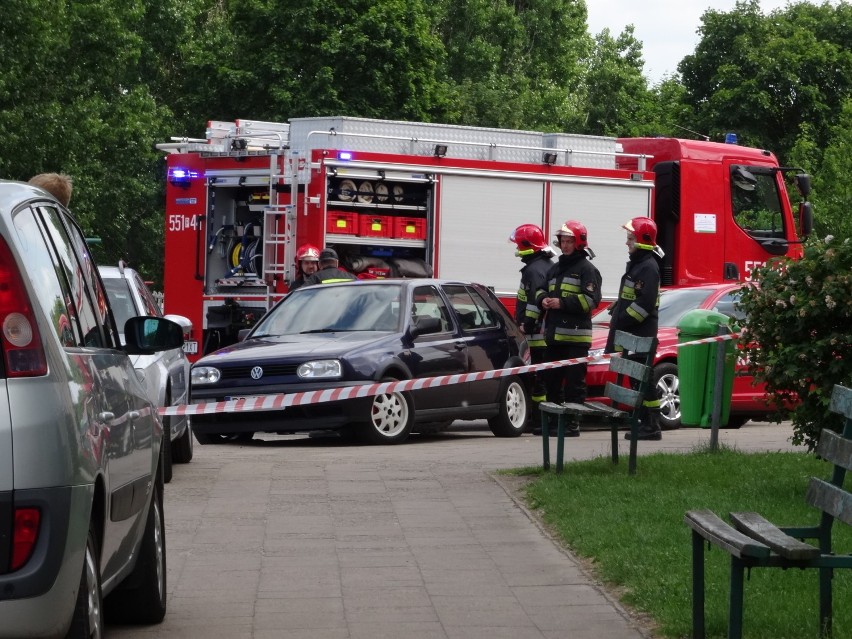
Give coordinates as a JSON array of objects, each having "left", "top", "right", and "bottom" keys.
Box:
[{"left": 250, "top": 366, "right": 263, "bottom": 379}]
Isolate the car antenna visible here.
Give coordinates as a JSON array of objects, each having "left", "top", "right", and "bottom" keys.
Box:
[{"left": 672, "top": 124, "right": 710, "bottom": 141}]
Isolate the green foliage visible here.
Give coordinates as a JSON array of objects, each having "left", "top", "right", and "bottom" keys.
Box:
[
  {"left": 738, "top": 235, "right": 852, "bottom": 449},
  {"left": 523, "top": 449, "right": 852, "bottom": 638}
]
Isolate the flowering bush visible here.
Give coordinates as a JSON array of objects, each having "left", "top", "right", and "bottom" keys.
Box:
[{"left": 738, "top": 235, "right": 852, "bottom": 450}]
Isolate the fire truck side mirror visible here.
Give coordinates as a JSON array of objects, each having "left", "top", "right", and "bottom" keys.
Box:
[
  {"left": 794, "top": 173, "right": 812, "bottom": 198},
  {"left": 799, "top": 201, "right": 814, "bottom": 237}
]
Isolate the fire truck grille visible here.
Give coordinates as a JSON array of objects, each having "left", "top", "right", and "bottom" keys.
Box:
[{"left": 219, "top": 364, "right": 299, "bottom": 379}]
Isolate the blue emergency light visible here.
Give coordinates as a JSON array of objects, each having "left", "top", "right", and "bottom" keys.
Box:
[
  {"left": 337, "top": 151, "right": 354, "bottom": 161},
  {"left": 168, "top": 168, "right": 198, "bottom": 187}
]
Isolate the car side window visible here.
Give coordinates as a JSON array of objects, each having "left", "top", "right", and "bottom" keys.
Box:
[
  {"left": 12, "top": 206, "right": 83, "bottom": 347},
  {"left": 35, "top": 206, "right": 116, "bottom": 348},
  {"left": 134, "top": 273, "right": 163, "bottom": 317},
  {"left": 714, "top": 291, "right": 746, "bottom": 324},
  {"left": 443, "top": 284, "right": 498, "bottom": 330},
  {"left": 411, "top": 286, "right": 452, "bottom": 333}
]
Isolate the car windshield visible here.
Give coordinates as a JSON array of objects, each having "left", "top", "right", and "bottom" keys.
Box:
[
  {"left": 592, "top": 288, "right": 721, "bottom": 329},
  {"left": 252, "top": 283, "right": 403, "bottom": 336}
]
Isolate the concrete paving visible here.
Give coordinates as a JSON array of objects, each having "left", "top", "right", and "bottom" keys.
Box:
[{"left": 109, "top": 420, "right": 797, "bottom": 638}]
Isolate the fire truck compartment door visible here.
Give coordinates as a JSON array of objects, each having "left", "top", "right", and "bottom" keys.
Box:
[
  {"left": 549, "top": 181, "right": 653, "bottom": 300},
  {"left": 437, "top": 176, "right": 544, "bottom": 296}
]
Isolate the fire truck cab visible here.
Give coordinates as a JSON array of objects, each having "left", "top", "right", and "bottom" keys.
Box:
[{"left": 158, "top": 117, "right": 811, "bottom": 361}]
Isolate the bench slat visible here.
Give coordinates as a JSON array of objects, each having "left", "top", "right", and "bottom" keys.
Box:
[
  {"left": 729, "top": 511, "right": 820, "bottom": 560},
  {"left": 605, "top": 382, "right": 642, "bottom": 409},
  {"left": 806, "top": 478, "right": 852, "bottom": 527},
  {"left": 684, "top": 509, "right": 771, "bottom": 559},
  {"left": 815, "top": 429, "right": 852, "bottom": 472},
  {"left": 609, "top": 356, "right": 652, "bottom": 382},
  {"left": 829, "top": 384, "right": 852, "bottom": 420},
  {"left": 613, "top": 331, "right": 656, "bottom": 355}
]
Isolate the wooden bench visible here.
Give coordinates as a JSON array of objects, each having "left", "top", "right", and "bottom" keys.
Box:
[
  {"left": 684, "top": 383, "right": 852, "bottom": 639},
  {"left": 540, "top": 330, "right": 657, "bottom": 475}
]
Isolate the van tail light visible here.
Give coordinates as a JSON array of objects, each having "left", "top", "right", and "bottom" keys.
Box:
[
  {"left": 0, "top": 235, "right": 47, "bottom": 377},
  {"left": 11, "top": 507, "right": 41, "bottom": 571}
]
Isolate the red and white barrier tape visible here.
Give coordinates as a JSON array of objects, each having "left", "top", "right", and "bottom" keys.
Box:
[{"left": 159, "top": 331, "right": 740, "bottom": 417}]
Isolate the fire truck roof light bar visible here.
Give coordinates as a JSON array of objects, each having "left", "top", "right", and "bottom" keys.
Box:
[{"left": 307, "top": 129, "right": 652, "bottom": 170}]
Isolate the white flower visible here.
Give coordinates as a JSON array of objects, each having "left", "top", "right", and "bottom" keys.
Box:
[
  {"left": 825, "top": 235, "right": 835, "bottom": 244},
  {"left": 826, "top": 296, "right": 837, "bottom": 310},
  {"left": 789, "top": 295, "right": 796, "bottom": 305},
  {"left": 776, "top": 299, "right": 787, "bottom": 308}
]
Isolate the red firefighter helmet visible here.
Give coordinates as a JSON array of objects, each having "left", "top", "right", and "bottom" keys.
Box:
[
  {"left": 509, "top": 224, "right": 548, "bottom": 255},
  {"left": 622, "top": 217, "right": 658, "bottom": 249},
  {"left": 554, "top": 220, "right": 589, "bottom": 251},
  {"left": 295, "top": 243, "right": 320, "bottom": 262}
]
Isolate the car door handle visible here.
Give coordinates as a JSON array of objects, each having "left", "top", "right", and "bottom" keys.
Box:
[
  {"left": 454, "top": 342, "right": 466, "bottom": 351},
  {"left": 98, "top": 412, "right": 115, "bottom": 421},
  {"left": 128, "top": 411, "right": 141, "bottom": 420}
]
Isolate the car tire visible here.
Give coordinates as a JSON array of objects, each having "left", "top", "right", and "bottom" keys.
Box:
[
  {"left": 66, "top": 524, "right": 104, "bottom": 639},
  {"left": 355, "top": 377, "right": 414, "bottom": 444},
  {"left": 488, "top": 376, "right": 529, "bottom": 437},
  {"left": 171, "top": 420, "right": 194, "bottom": 463},
  {"left": 654, "top": 362, "right": 681, "bottom": 430},
  {"left": 105, "top": 483, "right": 167, "bottom": 625},
  {"left": 160, "top": 430, "right": 173, "bottom": 484}
]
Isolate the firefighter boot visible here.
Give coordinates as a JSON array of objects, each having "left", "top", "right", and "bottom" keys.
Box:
[
  {"left": 624, "top": 411, "right": 662, "bottom": 441},
  {"left": 564, "top": 416, "right": 580, "bottom": 438}
]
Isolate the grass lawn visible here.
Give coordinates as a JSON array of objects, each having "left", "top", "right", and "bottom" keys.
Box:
[{"left": 510, "top": 444, "right": 852, "bottom": 639}]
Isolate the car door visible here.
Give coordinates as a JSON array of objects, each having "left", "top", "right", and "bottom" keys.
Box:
[
  {"left": 32, "top": 206, "right": 156, "bottom": 574},
  {"left": 400, "top": 285, "right": 468, "bottom": 410},
  {"left": 441, "top": 284, "right": 512, "bottom": 406}
]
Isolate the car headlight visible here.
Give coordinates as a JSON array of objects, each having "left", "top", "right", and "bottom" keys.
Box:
[
  {"left": 191, "top": 366, "right": 221, "bottom": 384},
  {"left": 297, "top": 359, "right": 342, "bottom": 379}
]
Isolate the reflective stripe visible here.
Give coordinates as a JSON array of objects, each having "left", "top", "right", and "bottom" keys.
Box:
[
  {"left": 531, "top": 393, "right": 547, "bottom": 402},
  {"left": 517, "top": 289, "right": 528, "bottom": 302},
  {"left": 620, "top": 282, "right": 637, "bottom": 301},
  {"left": 322, "top": 278, "right": 353, "bottom": 284},
  {"left": 528, "top": 337, "right": 546, "bottom": 348},
  {"left": 627, "top": 302, "right": 648, "bottom": 322},
  {"left": 643, "top": 399, "right": 661, "bottom": 409},
  {"left": 554, "top": 334, "right": 592, "bottom": 343},
  {"left": 525, "top": 307, "right": 541, "bottom": 320}
]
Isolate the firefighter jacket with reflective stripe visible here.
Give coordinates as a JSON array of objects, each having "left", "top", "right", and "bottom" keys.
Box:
[
  {"left": 515, "top": 251, "right": 554, "bottom": 349},
  {"left": 538, "top": 252, "right": 602, "bottom": 346},
  {"left": 303, "top": 266, "right": 357, "bottom": 286},
  {"left": 605, "top": 249, "right": 660, "bottom": 353}
]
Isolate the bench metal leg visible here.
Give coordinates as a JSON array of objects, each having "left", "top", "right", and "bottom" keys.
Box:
[
  {"left": 819, "top": 566, "right": 832, "bottom": 637},
  {"left": 691, "top": 530, "right": 706, "bottom": 639},
  {"left": 541, "top": 411, "right": 551, "bottom": 470},
  {"left": 729, "top": 557, "right": 745, "bottom": 639},
  {"left": 628, "top": 428, "right": 639, "bottom": 476},
  {"left": 556, "top": 415, "right": 567, "bottom": 474},
  {"left": 610, "top": 424, "right": 619, "bottom": 464}
]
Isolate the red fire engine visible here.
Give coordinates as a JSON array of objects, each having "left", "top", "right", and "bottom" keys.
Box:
[{"left": 157, "top": 117, "right": 812, "bottom": 361}]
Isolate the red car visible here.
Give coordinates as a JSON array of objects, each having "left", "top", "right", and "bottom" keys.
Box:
[{"left": 587, "top": 283, "right": 772, "bottom": 429}]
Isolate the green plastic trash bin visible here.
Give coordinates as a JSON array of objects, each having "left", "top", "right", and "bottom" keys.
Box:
[{"left": 677, "top": 309, "right": 737, "bottom": 428}]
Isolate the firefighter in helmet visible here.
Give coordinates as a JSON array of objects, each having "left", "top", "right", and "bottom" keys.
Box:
[
  {"left": 606, "top": 216, "right": 663, "bottom": 441},
  {"left": 289, "top": 243, "right": 321, "bottom": 291},
  {"left": 537, "top": 220, "right": 602, "bottom": 437},
  {"left": 302, "top": 248, "right": 357, "bottom": 286},
  {"left": 509, "top": 224, "right": 554, "bottom": 432}
]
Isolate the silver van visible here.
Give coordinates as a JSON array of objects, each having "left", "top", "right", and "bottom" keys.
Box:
[{"left": 0, "top": 181, "right": 182, "bottom": 637}]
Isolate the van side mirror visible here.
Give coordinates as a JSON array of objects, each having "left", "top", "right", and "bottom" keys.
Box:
[{"left": 124, "top": 317, "right": 184, "bottom": 354}]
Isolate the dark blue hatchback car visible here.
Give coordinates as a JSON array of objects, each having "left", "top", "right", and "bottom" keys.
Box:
[{"left": 190, "top": 279, "right": 531, "bottom": 444}]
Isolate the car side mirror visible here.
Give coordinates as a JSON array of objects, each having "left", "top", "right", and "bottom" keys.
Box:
[
  {"left": 409, "top": 315, "right": 442, "bottom": 337},
  {"left": 799, "top": 201, "right": 814, "bottom": 237},
  {"left": 124, "top": 317, "right": 184, "bottom": 354}
]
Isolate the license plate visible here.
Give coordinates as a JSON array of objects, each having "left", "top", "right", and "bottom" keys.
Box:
[
  {"left": 183, "top": 340, "right": 198, "bottom": 354},
  {"left": 226, "top": 396, "right": 255, "bottom": 402}
]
